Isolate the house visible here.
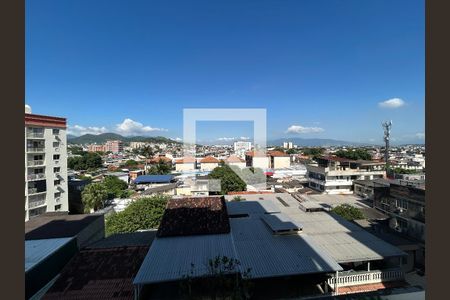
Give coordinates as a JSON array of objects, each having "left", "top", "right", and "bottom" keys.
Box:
[
  {"left": 199, "top": 156, "right": 220, "bottom": 171},
  {"left": 245, "top": 150, "right": 270, "bottom": 169},
  {"left": 267, "top": 150, "right": 291, "bottom": 169},
  {"left": 306, "top": 156, "right": 386, "bottom": 194},
  {"left": 175, "top": 157, "right": 197, "bottom": 172},
  {"left": 225, "top": 155, "right": 246, "bottom": 168}
]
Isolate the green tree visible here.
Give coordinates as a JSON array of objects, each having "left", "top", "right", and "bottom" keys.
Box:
[
  {"left": 105, "top": 195, "right": 169, "bottom": 235},
  {"left": 331, "top": 204, "right": 365, "bottom": 221},
  {"left": 147, "top": 159, "right": 172, "bottom": 175},
  {"left": 334, "top": 149, "right": 372, "bottom": 160},
  {"left": 81, "top": 183, "right": 108, "bottom": 213},
  {"left": 68, "top": 152, "right": 103, "bottom": 171},
  {"left": 103, "top": 176, "right": 129, "bottom": 199},
  {"left": 302, "top": 148, "right": 324, "bottom": 158},
  {"left": 209, "top": 165, "right": 246, "bottom": 195}
]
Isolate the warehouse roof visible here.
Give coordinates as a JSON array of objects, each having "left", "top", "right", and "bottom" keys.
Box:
[
  {"left": 25, "top": 237, "right": 75, "bottom": 272},
  {"left": 134, "top": 175, "right": 174, "bottom": 184}
]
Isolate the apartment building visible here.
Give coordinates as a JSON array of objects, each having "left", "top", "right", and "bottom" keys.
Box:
[
  {"left": 306, "top": 156, "right": 385, "bottom": 194},
  {"left": 87, "top": 144, "right": 106, "bottom": 152},
  {"left": 105, "top": 140, "right": 123, "bottom": 154},
  {"left": 233, "top": 141, "right": 252, "bottom": 158},
  {"left": 245, "top": 150, "right": 291, "bottom": 170},
  {"left": 25, "top": 107, "right": 69, "bottom": 221}
]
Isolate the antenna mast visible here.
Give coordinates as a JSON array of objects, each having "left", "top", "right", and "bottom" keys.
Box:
[{"left": 382, "top": 120, "right": 392, "bottom": 169}]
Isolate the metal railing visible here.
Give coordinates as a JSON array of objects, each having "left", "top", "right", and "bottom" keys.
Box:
[
  {"left": 327, "top": 269, "right": 404, "bottom": 290},
  {"left": 28, "top": 199, "right": 46, "bottom": 209},
  {"left": 27, "top": 160, "right": 45, "bottom": 166},
  {"left": 26, "top": 132, "right": 44, "bottom": 138},
  {"left": 27, "top": 188, "right": 46, "bottom": 195},
  {"left": 27, "top": 147, "right": 45, "bottom": 153},
  {"left": 27, "top": 173, "right": 46, "bottom": 181}
]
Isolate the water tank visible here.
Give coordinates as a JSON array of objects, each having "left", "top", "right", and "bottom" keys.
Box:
[{"left": 25, "top": 104, "right": 32, "bottom": 114}]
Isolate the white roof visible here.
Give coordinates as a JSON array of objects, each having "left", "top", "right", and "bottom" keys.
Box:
[{"left": 25, "top": 237, "right": 74, "bottom": 272}]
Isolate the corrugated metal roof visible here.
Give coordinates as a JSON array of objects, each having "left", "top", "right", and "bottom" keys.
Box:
[
  {"left": 134, "top": 175, "right": 174, "bottom": 184},
  {"left": 226, "top": 200, "right": 280, "bottom": 215},
  {"left": 25, "top": 238, "right": 74, "bottom": 272},
  {"left": 230, "top": 217, "right": 342, "bottom": 278},
  {"left": 261, "top": 213, "right": 303, "bottom": 232},
  {"left": 133, "top": 233, "right": 238, "bottom": 285}
]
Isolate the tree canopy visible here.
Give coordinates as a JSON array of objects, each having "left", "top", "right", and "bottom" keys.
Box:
[
  {"left": 302, "top": 148, "right": 324, "bottom": 157},
  {"left": 105, "top": 195, "right": 169, "bottom": 235},
  {"left": 103, "top": 175, "right": 129, "bottom": 199},
  {"left": 334, "top": 149, "right": 372, "bottom": 160},
  {"left": 331, "top": 204, "right": 365, "bottom": 221},
  {"left": 147, "top": 160, "right": 172, "bottom": 175},
  {"left": 68, "top": 152, "right": 103, "bottom": 171},
  {"left": 208, "top": 164, "right": 246, "bottom": 195},
  {"left": 81, "top": 183, "right": 108, "bottom": 213}
]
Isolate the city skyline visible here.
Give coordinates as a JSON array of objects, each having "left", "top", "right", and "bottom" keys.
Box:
[{"left": 26, "top": 0, "right": 424, "bottom": 144}]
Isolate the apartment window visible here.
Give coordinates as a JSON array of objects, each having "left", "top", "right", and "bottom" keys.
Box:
[
  {"left": 54, "top": 179, "right": 61, "bottom": 186},
  {"left": 53, "top": 154, "right": 60, "bottom": 160},
  {"left": 53, "top": 142, "right": 60, "bottom": 147},
  {"left": 34, "top": 155, "right": 43, "bottom": 161},
  {"left": 52, "top": 129, "right": 60, "bottom": 135},
  {"left": 54, "top": 167, "right": 61, "bottom": 173},
  {"left": 54, "top": 204, "right": 62, "bottom": 211}
]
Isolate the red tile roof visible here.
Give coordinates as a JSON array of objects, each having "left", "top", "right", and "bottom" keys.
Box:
[
  {"left": 148, "top": 156, "right": 172, "bottom": 164},
  {"left": 226, "top": 155, "right": 245, "bottom": 163},
  {"left": 267, "top": 150, "right": 290, "bottom": 157},
  {"left": 200, "top": 156, "right": 219, "bottom": 163},
  {"left": 175, "top": 157, "right": 196, "bottom": 164},
  {"left": 157, "top": 196, "right": 230, "bottom": 237},
  {"left": 42, "top": 246, "right": 149, "bottom": 300}
]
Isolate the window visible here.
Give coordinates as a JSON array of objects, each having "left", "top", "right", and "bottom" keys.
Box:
[
  {"left": 54, "top": 167, "right": 60, "bottom": 173},
  {"left": 54, "top": 204, "right": 62, "bottom": 211},
  {"left": 54, "top": 179, "right": 61, "bottom": 186},
  {"left": 53, "top": 142, "right": 60, "bottom": 147},
  {"left": 52, "top": 129, "right": 60, "bottom": 135},
  {"left": 53, "top": 154, "right": 60, "bottom": 160}
]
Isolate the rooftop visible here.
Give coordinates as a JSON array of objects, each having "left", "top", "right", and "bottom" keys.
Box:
[
  {"left": 134, "top": 175, "right": 174, "bottom": 184},
  {"left": 226, "top": 155, "right": 245, "bottom": 163},
  {"left": 25, "top": 213, "right": 103, "bottom": 240},
  {"left": 42, "top": 246, "right": 149, "bottom": 300},
  {"left": 156, "top": 196, "right": 230, "bottom": 237},
  {"left": 25, "top": 237, "right": 75, "bottom": 272},
  {"left": 200, "top": 156, "right": 220, "bottom": 163},
  {"left": 175, "top": 157, "right": 196, "bottom": 164}
]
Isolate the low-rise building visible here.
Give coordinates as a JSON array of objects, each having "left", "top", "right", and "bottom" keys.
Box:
[
  {"left": 175, "top": 157, "right": 197, "bottom": 172},
  {"left": 225, "top": 155, "right": 246, "bottom": 168},
  {"left": 199, "top": 156, "right": 220, "bottom": 171},
  {"left": 306, "top": 156, "right": 385, "bottom": 194},
  {"left": 268, "top": 150, "right": 291, "bottom": 169}
]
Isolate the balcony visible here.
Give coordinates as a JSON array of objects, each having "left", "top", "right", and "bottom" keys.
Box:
[
  {"left": 27, "top": 173, "right": 46, "bottom": 181},
  {"left": 27, "top": 188, "right": 46, "bottom": 195},
  {"left": 27, "top": 160, "right": 45, "bottom": 167},
  {"left": 27, "top": 147, "right": 45, "bottom": 153},
  {"left": 28, "top": 199, "right": 46, "bottom": 209},
  {"left": 26, "top": 132, "right": 45, "bottom": 139},
  {"left": 327, "top": 269, "right": 404, "bottom": 291}
]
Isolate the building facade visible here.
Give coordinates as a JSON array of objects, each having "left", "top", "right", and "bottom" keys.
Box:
[
  {"left": 233, "top": 141, "right": 252, "bottom": 158},
  {"left": 25, "top": 109, "right": 69, "bottom": 221},
  {"left": 307, "top": 156, "right": 385, "bottom": 194},
  {"left": 105, "top": 140, "right": 124, "bottom": 154}
]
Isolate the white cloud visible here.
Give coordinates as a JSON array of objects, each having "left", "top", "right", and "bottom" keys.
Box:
[
  {"left": 115, "top": 118, "right": 168, "bottom": 136},
  {"left": 286, "top": 125, "right": 324, "bottom": 134},
  {"left": 174, "top": 137, "right": 183, "bottom": 141},
  {"left": 67, "top": 125, "right": 107, "bottom": 136},
  {"left": 239, "top": 136, "right": 250, "bottom": 140},
  {"left": 415, "top": 132, "right": 425, "bottom": 139},
  {"left": 378, "top": 98, "right": 406, "bottom": 109},
  {"left": 217, "top": 137, "right": 236, "bottom": 141}
]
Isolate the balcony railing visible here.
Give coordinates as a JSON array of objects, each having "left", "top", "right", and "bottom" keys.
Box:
[
  {"left": 28, "top": 199, "right": 46, "bottom": 209},
  {"left": 27, "top": 173, "right": 46, "bottom": 181},
  {"left": 27, "top": 147, "right": 45, "bottom": 153},
  {"left": 27, "top": 160, "right": 45, "bottom": 167},
  {"left": 327, "top": 269, "right": 404, "bottom": 290},
  {"left": 27, "top": 132, "right": 44, "bottom": 138},
  {"left": 27, "top": 188, "right": 46, "bottom": 195}
]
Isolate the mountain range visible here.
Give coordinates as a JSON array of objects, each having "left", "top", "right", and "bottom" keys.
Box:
[
  {"left": 67, "top": 133, "right": 180, "bottom": 145},
  {"left": 67, "top": 133, "right": 375, "bottom": 147}
]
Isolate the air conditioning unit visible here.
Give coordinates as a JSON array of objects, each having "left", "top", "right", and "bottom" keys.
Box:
[{"left": 395, "top": 226, "right": 402, "bottom": 233}]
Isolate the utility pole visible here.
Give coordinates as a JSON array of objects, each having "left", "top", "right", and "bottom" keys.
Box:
[{"left": 382, "top": 121, "right": 392, "bottom": 170}]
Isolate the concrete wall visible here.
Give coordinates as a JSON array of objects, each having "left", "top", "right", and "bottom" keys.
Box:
[
  {"left": 272, "top": 157, "right": 291, "bottom": 169},
  {"left": 175, "top": 162, "right": 196, "bottom": 172}
]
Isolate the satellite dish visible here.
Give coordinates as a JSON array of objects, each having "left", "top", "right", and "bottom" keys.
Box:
[{"left": 25, "top": 104, "right": 32, "bottom": 114}]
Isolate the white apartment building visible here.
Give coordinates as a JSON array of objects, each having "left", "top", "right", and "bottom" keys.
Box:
[
  {"left": 25, "top": 106, "right": 69, "bottom": 221},
  {"left": 283, "top": 141, "right": 293, "bottom": 149},
  {"left": 233, "top": 141, "right": 252, "bottom": 158},
  {"left": 306, "top": 156, "right": 385, "bottom": 194}
]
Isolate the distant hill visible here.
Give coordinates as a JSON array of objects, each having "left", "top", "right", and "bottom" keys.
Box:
[
  {"left": 67, "top": 133, "right": 180, "bottom": 145},
  {"left": 269, "top": 138, "right": 372, "bottom": 147}
]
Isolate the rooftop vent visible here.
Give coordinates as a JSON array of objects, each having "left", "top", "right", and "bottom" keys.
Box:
[{"left": 261, "top": 213, "right": 303, "bottom": 235}]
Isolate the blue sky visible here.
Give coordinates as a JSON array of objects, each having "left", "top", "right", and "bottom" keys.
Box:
[{"left": 26, "top": 0, "right": 424, "bottom": 145}]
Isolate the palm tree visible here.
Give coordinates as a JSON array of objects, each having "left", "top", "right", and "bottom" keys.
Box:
[{"left": 81, "top": 183, "right": 108, "bottom": 213}]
